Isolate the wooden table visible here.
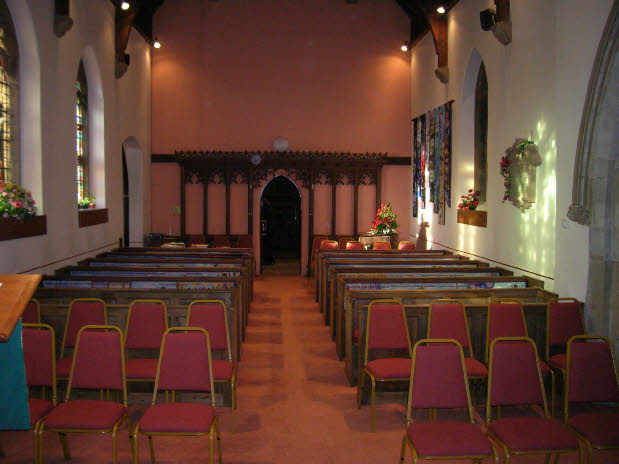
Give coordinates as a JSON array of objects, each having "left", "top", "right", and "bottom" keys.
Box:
[{"left": 0, "top": 273, "right": 42, "bottom": 342}]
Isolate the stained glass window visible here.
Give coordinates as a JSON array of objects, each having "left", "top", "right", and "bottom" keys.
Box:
[
  {"left": 0, "top": 4, "right": 18, "bottom": 183},
  {"left": 76, "top": 62, "right": 89, "bottom": 202}
]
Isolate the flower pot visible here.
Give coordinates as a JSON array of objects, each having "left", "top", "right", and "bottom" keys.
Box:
[{"left": 457, "top": 209, "right": 487, "bottom": 227}]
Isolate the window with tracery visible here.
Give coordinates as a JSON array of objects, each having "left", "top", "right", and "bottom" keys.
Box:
[
  {"left": 0, "top": 1, "right": 18, "bottom": 183},
  {"left": 76, "top": 62, "right": 89, "bottom": 202},
  {"left": 474, "top": 61, "right": 488, "bottom": 203}
]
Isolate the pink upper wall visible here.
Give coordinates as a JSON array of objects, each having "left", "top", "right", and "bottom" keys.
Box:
[{"left": 152, "top": 0, "right": 410, "bottom": 155}]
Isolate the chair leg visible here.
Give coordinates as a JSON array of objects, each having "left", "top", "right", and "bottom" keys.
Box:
[
  {"left": 112, "top": 426, "right": 118, "bottom": 464},
  {"left": 543, "top": 453, "right": 551, "bottom": 464},
  {"left": 399, "top": 436, "right": 407, "bottom": 463},
  {"left": 553, "top": 452, "right": 561, "bottom": 464},
  {"left": 148, "top": 435, "right": 155, "bottom": 464},
  {"left": 215, "top": 418, "right": 223, "bottom": 464},
  {"left": 132, "top": 428, "right": 139, "bottom": 464},
  {"left": 357, "top": 371, "right": 365, "bottom": 408},
  {"left": 231, "top": 379, "right": 236, "bottom": 433},
  {"left": 370, "top": 377, "right": 376, "bottom": 432},
  {"left": 209, "top": 430, "right": 215, "bottom": 464},
  {"left": 58, "top": 432, "right": 71, "bottom": 460}
]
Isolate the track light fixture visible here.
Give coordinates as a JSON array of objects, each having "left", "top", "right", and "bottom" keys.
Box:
[
  {"left": 401, "top": 41, "right": 411, "bottom": 52},
  {"left": 436, "top": 6, "right": 446, "bottom": 14},
  {"left": 153, "top": 38, "right": 161, "bottom": 49},
  {"left": 121, "top": 1, "right": 130, "bottom": 10}
]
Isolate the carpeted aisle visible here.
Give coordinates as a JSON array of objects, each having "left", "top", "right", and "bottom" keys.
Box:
[{"left": 1, "top": 275, "right": 614, "bottom": 463}]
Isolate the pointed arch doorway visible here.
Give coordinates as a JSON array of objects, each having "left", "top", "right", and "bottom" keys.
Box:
[{"left": 260, "top": 175, "right": 301, "bottom": 274}]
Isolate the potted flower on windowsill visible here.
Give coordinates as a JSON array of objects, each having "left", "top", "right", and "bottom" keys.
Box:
[
  {"left": 457, "top": 189, "right": 487, "bottom": 227},
  {"left": 78, "top": 194, "right": 96, "bottom": 209},
  {"left": 0, "top": 180, "right": 38, "bottom": 220}
]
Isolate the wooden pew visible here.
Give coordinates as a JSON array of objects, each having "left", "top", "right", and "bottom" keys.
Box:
[
  {"left": 342, "top": 286, "right": 558, "bottom": 385},
  {"left": 34, "top": 285, "right": 244, "bottom": 363}
]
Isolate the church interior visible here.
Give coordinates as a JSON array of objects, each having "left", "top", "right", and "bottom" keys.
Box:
[{"left": 0, "top": 0, "right": 617, "bottom": 463}]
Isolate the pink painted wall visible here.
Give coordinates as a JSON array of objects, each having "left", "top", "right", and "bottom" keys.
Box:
[
  {"left": 152, "top": 0, "right": 410, "bottom": 154},
  {"left": 185, "top": 183, "right": 203, "bottom": 234},
  {"left": 358, "top": 185, "right": 376, "bottom": 234},
  {"left": 335, "top": 185, "right": 354, "bottom": 236},
  {"left": 151, "top": 163, "right": 180, "bottom": 235}
]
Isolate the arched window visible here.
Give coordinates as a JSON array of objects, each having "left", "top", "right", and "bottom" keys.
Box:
[
  {"left": 0, "top": 1, "right": 18, "bottom": 183},
  {"left": 474, "top": 61, "right": 488, "bottom": 202},
  {"left": 76, "top": 61, "right": 89, "bottom": 202}
]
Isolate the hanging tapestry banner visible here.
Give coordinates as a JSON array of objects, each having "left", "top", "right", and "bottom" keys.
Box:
[{"left": 411, "top": 101, "right": 453, "bottom": 225}]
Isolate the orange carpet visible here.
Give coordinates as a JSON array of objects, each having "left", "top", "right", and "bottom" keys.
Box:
[{"left": 1, "top": 275, "right": 616, "bottom": 463}]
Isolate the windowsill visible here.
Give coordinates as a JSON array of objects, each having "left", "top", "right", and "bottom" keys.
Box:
[
  {"left": 0, "top": 215, "right": 47, "bottom": 241},
  {"left": 457, "top": 209, "right": 487, "bottom": 227},
  {"left": 78, "top": 208, "right": 108, "bottom": 228}
]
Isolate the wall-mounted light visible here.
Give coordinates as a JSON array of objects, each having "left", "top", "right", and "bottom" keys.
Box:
[
  {"left": 121, "top": 1, "right": 130, "bottom": 10},
  {"left": 401, "top": 41, "right": 410, "bottom": 52},
  {"left": 436, "top": 6, "right": 446, "bottom": 14},
  {"left": 153, "top": 38, "right": 161, "bottom": 49}
]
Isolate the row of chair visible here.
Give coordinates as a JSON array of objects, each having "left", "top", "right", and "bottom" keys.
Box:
[
  {"left": 24, "top": 324, "right": 224, "bottom": 464},
  {"left": 319, "top": 239, "right": 415, "bottom": 251},
  {"left": 398, "top": 336, "right": 617, "bottom": 464},
  {"left": 357, "top": 297, "right": 588, "bottom": 431},
  {"left": 20, "top": 298, "right": 236, "bottom": 462}
]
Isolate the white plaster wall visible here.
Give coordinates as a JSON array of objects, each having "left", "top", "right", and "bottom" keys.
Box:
[
  {"left": 0, "top": 0, "right": 151, "bottom": 275},
  {"left": 409, "top": 0, "right": 612, "bottom": 294}
]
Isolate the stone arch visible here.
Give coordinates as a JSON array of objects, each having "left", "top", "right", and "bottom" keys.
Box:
[
  {"left": 567, "top": 4, "right": 618, "bottom": 346},
  {"left": 80, "top": 46, "right": 105, "bottom": 207},
  {"left": 6, "top": 0, "right": 42, "bottom": 208}
]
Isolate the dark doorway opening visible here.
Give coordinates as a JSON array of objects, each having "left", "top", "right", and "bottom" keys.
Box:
[
  {"left": 122, "top": 149, "right": 129, "bottom": 247},
  {"left": 260, "top": 176, "right": 301, "bottom": 274}
]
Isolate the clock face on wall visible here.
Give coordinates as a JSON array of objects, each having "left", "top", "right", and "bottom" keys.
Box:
[{"left": 250, "top": 153, "right": 262, "bottom": 165}]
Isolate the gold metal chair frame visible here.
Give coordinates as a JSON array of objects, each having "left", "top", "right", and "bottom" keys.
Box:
[
  {"left": 563, "top": 335, "right": 619, "bottom": 464},
  {"left": 357, "top": 299, "right": 412, "bottom": 432},
  {"left": 187, "top": 299, "right": 237, "bottom": 432},
  {"left": 400, "top": 339, "right": 496, "bottom": 464},
  {"left": 132, "top": 327, "right": 223, "bottom": 464},
  {"left": 23, "top": 323, "right": 57, "bottom": 464},
  {"left": 124, "top": 299, "right": 169, "bottom": 383},
  {"left": 38, "top": 325, "right": 130, "bottom": 464},
  {"left": 485, "top": 336, "right": 577, "bottom": 464},
  {"left": 486, "top": 298, "right": 556, "bottom": 417}
]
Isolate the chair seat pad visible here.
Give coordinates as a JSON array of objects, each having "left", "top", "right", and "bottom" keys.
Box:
[
  {"left": 407, "top": 421, "right": 492, "bottom": 457},
  {"left": 44, "top": 400, "right": 126, "bottom": 430},
  {"left": 366, "top": 358, "right": 411, "bottom": 380},
  {"left": 29, "top": 398, "right": 54, "bottom": 426},
  {"left": 568, "top": 413, "right": 619, "bottom": 446},
  {"left": 56, "top": 358, "right": 72, "bottom": 378},
  {"left": 126, "top": 358, "right": 158, "bottom": 380},
  {"left": 548, "top": 354, "right": 567, "bottom": 371},
  {"left": 464, "top": 358, "right": 488, "bottom": 377},
  {"left": 212, "top": 360, "right": 233, "bottom": 380},
  {"left": 539, "top": 360, "right": 551, "bottom": 375},
  {"left": 139, "top": 403, "right": 216, "bottom": 433},
  {"left": 488, "top": 417, "right": 578, "bottom": 452}
]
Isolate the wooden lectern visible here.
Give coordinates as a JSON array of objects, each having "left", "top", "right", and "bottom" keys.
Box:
[{"left": 0, "top": 274, "right": 42, "bottom": 430}]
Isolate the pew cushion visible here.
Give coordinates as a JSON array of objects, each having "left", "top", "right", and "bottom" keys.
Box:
[
  {"left": 488, "top": 417, "right": 578, "bottom": 451},
  {"left": 138, "top": 403, "right": 216, "bottom": 433},
  {"left": 126, "top": 358, "right": 158, "bottom": 380},
  {"left": 406, "top": 421, "right": 492, "bottom": 456},
  {"left": 44, "top": 400, "right": 126, "bottom": 430},
  {"left": 464, "top": 358, "right": 488, "bottom": 377},
  {"left": 568, "top": 413, "right": 619, "bottom": 446},
  {"left": 366, "top": 358, "right": 411, "bottom": 379},
  {"left": 29, "top": 398, "right": 54, "bottom": 426}
]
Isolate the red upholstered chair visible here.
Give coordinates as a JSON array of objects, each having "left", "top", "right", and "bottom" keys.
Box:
[
  {"left": 132, "top": 327, "right": 223, "bottom": 464},
  {"left": 56, "top": 298, "right": 107, "bottom": 379},
  {"left": 546, "top": 298, "right": 585, "bottom": 375},
  {"left": 22, "top": 299, "right": 41, "bottom": 324},
  {"left": 22, "top": 323, "right": 57, "bottom": 464},
  {"left": 564, "top": 335, "right": 619, "bottom": 462},
  {"left": 187, "top": 300, "right": 237, "bottom": 431},
  {"left": 213, "top": 235, "right": 230, "bottom": 247},
  {"left": 236, "top": 235, "right": 252, "bottom": 249},
  {"left": 310, "top": 235, "right": 329, "bottom": 278},
  {"left": 189, "top": 234, "right": 206, "bottom": 246},
  {"left": 428, "top": 299, "right": 488, "bottom": 389},
  {"left": 337, "top": 236, "right": 355, "bottom": 250},
  {"left": 372, "top": 241, "right": 391, "bottom": 250},
  {"left": 485, "top": 337, "right": 579, "bottom": 463},
  {"left": 398, "top": 241, "right": 416, "bottom": 251},
  {"left": 345, "top": 240, "right": 364, "bottom": 250},
  {"left": 39, "top": 325, "right": 130, "bottom": 464},
  {"left": 486, "top": 298, "right": 555, "bottom": 415},
  {"left": 357, "top": 299, "right": 412, "bottom": 431},
  {"left": 400, "top": 339, "right": 496, "bottom": 464},
  {"left": 320, "top": 239, "right": 339, "bottom": 250},
  {"left": 124, "top": 299, "right": 168, "bottom": 383}
]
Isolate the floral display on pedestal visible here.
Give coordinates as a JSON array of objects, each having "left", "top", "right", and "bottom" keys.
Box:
[{"left": 368, "top": 202, "right": 399, "bottom": 234}]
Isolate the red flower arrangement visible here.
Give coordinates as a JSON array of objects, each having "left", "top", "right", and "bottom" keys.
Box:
[
  {"left": 369, "top": 202, "right": 399, "bottom": 234},
  {"left": 499, "top": 155, "right": 511, "bottom": 202},
  {"left": 458, "top": 189, "right": 480, "bottom": 211}
]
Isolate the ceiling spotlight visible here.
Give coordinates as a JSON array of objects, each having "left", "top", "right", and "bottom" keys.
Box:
[
  {"left": 121, "top": 1, "right": 130, "bottom": 10},
  {"left": 153, "top": 38, "right": 161, "bottom": 49},
  {"left": 437, "top": 6, "right": 446, "bottom": 14},
  {"left": 401, "top": 41, "right": 409, "bottom": 52}
]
